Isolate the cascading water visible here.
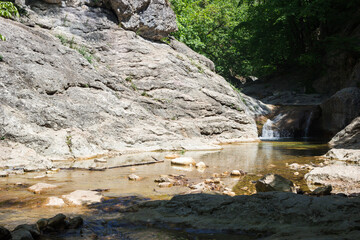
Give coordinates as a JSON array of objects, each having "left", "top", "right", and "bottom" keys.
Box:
[
  {"left": 260, "top": 114, "right": 285, "bottom": 140},
  {"left": 304, "top": 111, "right": 313, "bottom": 138}
]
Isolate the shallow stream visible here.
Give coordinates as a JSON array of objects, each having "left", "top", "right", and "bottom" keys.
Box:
[{"left": 0, "top": 141, "right": 329, "bottom": 238}]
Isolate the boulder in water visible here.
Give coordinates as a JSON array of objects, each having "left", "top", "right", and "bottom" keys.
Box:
[
  {"left": 28, "top": 183, "right": 57, "bottom": 194},
  {"left": 62, "top": 190, "right": 103, "bottom": 206},
  {"left": 0, "top": 226, "right": 11, "bottom": 240},
  {"left": 255, "top": 174, "right": 296, "bottom": 193},
  {"left": 171, "top": 157, "right": 196, "bottom": 166}
]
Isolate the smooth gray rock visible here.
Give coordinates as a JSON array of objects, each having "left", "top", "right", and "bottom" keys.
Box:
[
  {"left": 123, "top": 193, "right": 360, "bottom": 239},
  {"left": 108, "top": 0, "right": 178, "bottom": 40},
  {"left": 0, "top": 5, "right": 257, "bottom": 170},
  {"left": 255, "top": 174, "right": 296, "bottom": 193}
]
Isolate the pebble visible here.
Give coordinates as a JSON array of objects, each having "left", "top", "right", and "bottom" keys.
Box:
[
  {"left": 195, "top": 162, "right": 207, "bottom": 169},
  {"left": 241, "top": 187, "right": 249, "bottom": 191},
  {"left": 294, "top": 172, "right": 299, "bottom": 176},
  {"left": 128, "top": 174, "right": 140, "bottom": 181}
]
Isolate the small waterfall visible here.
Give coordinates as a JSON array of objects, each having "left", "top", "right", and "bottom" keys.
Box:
[
  {"left": 304, "top": 111, "right": 313, "bottom": 138},
  {"left": 260, "top": 114, "right": 285, "bottom": 140}
]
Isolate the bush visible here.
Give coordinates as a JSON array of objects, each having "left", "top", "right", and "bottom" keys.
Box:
[{"left": 0, "top": 1, "right": 19, "bottom": 41}]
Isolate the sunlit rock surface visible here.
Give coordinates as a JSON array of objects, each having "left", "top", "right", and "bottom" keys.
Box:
[{"left": 0, "top": 1, "right": 257, "bottom": 170}]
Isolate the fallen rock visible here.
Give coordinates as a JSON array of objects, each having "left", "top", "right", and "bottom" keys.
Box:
[
  {"left": 62, "top": 190, "right": 103, "bottom": 206},
  {"left": 255, "top": 174, "right": 296, "bottom": 193},
  {"left": 171, "top": 157, "right": 196, "bottom": 166},
  {"left": 45, "top": 197, "right": 66, "bottom": 207},
  {"left": 0, "top": 226, "right": 11, "bottom": 240},
  {"left": 28, "top": 183, "right": 57, "bottom": 194},
  {"left": 128, "top": 174, "right": 140, "bottom": 181},
  {"left": 311, "top": 185, "right": 332, "bottom": 196}
]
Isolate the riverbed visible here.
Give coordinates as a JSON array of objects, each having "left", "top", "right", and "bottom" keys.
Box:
[{"left": 0, "top": 141, "right": 329, "bottom": 238}]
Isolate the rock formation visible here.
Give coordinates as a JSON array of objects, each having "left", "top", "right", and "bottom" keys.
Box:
[
  {"left": 0, "top": 0, "right": 257, "bottom": 170},
  {"left": 123, "top": 193, "right": 360, "bottom": 239}
]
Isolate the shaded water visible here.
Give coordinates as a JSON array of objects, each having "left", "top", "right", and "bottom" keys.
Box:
[{"left": 0, "top": 141, "right": 329, "bottom": 238}]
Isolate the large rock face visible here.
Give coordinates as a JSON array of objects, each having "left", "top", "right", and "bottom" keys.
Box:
[
  {"left": 0, "top": 2, "right": 257, "bottom": 170},
  {"left": 107, "top": 0, "right": 178, "bottom": 40},
  {"left": 320, "top": 87, "right": 360, "bottom": 136}
]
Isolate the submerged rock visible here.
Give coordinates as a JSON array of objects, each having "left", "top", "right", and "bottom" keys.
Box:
[
  {"left": 62, "top": 190, "right": 103, "bottom": 206},
  {"left": 28, "top": 183, "right": 57, "bottom": 194},
  {"left": 255, "top": 174, "right": 296, "bottom": 193},
  {"left": 45, "top": 197, "right": 66, "bottom": 207}
]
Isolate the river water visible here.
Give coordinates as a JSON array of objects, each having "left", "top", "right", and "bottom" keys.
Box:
[{"left": 0, "top": 141, "right": 329, "bottom": 238}]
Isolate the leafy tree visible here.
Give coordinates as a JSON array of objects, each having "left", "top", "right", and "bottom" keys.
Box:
[
  {"left": 170, "top": 0, "right": 360, "bottom": 85},
  {"left": 0, "top": 1, "right": 19, "bottom": 41}
]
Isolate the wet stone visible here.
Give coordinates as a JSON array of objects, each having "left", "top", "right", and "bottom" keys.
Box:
[
  {"left": 128, "top": 174, "right": 140, "bottom": 181},
  {"left": 11, "top": 229, "right": 33, "bottom": 240},
  {"left": 36, "top": 219, "right": 48, "bottom": 231},
  {"left": 68, "top": 216, "right": 83, "bottom": 229},
  {"left": 13, "top": 224, "right": 40, "bottom": 239},
  {"left": 311, "top": 185, "right": 332, "bottom": 196},
  {"left": 47, "top": 213, "right": 67, "bottom": 230},
  {"left": 0, "top": 226, "right": 11, "bottom": 240},
  {"left": 255, "top": 174, "right": 296, "bottom": 193}
]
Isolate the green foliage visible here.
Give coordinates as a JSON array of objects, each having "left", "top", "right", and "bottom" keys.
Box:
[
  {"left": 0, "top": 1, "right": 19, "bottom": 41},
  {"left": 170, "top": 0, "right": 360, "bottom": 82},
  {"left": 56, "top": 35, "right": 94, "bottom": 63},
  {"left": 0, "top": 1, "right": 19, "bottom": 19},
  {"left": 0, "top": 55, "right": 3, "bottom": 61},
  {"left": 66, "top": 135, "right": 73, "bottom": 153}
]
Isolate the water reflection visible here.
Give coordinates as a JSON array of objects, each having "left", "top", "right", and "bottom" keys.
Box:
[{"left": 0, "top": 141, "right": 328, "bottom": 229}]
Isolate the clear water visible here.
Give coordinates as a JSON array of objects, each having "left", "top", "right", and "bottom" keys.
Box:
[{"left": 0, "top": 141, "right": 329, "bottom": 238}]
